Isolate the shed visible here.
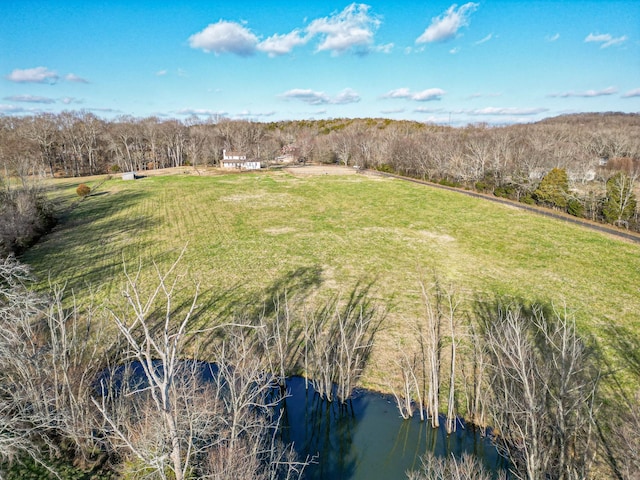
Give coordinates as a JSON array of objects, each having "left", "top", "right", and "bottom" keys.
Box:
[{"left": 122, "top": 171, "right": 136, "bottom": 180}]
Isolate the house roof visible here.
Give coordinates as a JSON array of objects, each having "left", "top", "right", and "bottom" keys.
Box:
[{"left": 222, "top": 158, "right": 257, "bottom": 163}]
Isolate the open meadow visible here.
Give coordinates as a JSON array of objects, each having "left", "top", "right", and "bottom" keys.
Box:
[{"left": 23, "top": 168, "right": 640, "bottom": 389}]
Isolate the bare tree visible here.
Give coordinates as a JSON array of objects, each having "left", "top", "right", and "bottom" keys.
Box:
[
  {"left": 419, "top": 279, "right": 445, "bottom": 428},
  {"left": 93, "top": 252, "right": 310, "bottom": 480},
  {"left": 303, "top": 286, "right": 383, "bottom": 404},
  {"left": 390, "top": 349, "right": 423, "bottom": 420},
  {"left": 0, "top": 256, "right": 115, "bottom": 475},
  {"left": 444, "top": 286, "right": 461, "bottom": 434},
  {"left": 22, "top": 113, "right": 59, "bottom": 177},
  {"left": 93, "top": 252, "right": 205, "bottom": 480},
  {"left": 406, "top": 452, "right": 507, "bottom": 480},
  {"left": 0, "top": 256, "right": 44, "bottom": 468},
  {"left": 478, "top": 300, "right": 600, "bottom": 480}
]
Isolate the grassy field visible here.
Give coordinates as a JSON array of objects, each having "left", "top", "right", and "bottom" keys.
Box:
[{"left": 22, "top": 169, "right": 640, "bottom": 388}]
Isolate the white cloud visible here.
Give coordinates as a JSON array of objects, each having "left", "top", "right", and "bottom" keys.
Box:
[
  {"left": 622, "top": 88, "right": 640, "bottom": 98},
  {"left": 281, "top": 88, "right": 361, "bottom": 105},
  {"left": 549, "top": 86, "right": 618, "bottom": 98},
  {"left": 373, "top": 43, "right": 394, "bottom": 54},
  {"left": 236, "top": 110, "right": 276, "bottom": 118},
  {"left": 306, "top": 3, "right": 381, "bottom": 55},
  {"left": 333, "top": 88, "right": 361, "bottom": 104},
  {"left": 382, "top": 88, "right": 412, "bottom": 99},
  {"left": 188, "top": 21, "right": 259, "bottom": 56},
  {"left": 474, "top": 33, "right": 493, "bottom": 45},
  {"left": 65, "top": 73, "right": 89, "bottom": 83},
  {"left": 188, "top": 4, "right": 386, "bottom": 58},
  {"left": 584, "top": 33, "right": 627, "bottom": 48},
  {"left": 61, "top": 97, "right": 82, "bottom": 105},
  {"left": 0, "top": 104, "right": 30, "bottom": 113},
  {"left": 156, "top": 70, "right": 168, "bottom": 76},
  {"left": 4, "top": 94, "right": 55, "bottom": 104},
  {"left": 416, "top": 2, "right": 479, "bottom": 44},
  {"left": 412, "top": 88, "right": 446, "bottom": 101},
  {"left": 176, "top": 108, "right": 228, "bottom": 117},
  {"left": 414, "top": 107, "right": 445, "bottom": 114},
  {"left": 6, "top": 66, "right": 59, "bottom": 84},
  {"left": 258, "top": 30, "right": 308, "bottom": 56},
  {"left": 449, "top": 47, "right": 460, "bottom": 54},
  {"left": 546, "top": 33, "right": 560, "bottom": 42},
  {"left": 88, "top": 107, "right": 121, "bottom": 114},
  {"left": 468, "top": 107, "right": 549, "bottom": 116},
  {"left": 380, "top": 108, "right": 405, "bottom": 114},
  {"left": 467, "top": 92, "right": 502, "bottom": 99},
  {"left": 382, "top": 87, "right": 445, "bottom": 101},
  {"left": 282, "top": 89, "right": 331, "bottom": 105}
]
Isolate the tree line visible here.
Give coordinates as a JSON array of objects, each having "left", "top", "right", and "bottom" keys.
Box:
[{"left": 1, "top": 112, "right": 639, "bottom": 229}]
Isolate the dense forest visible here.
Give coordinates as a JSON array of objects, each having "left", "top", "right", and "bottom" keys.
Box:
[{"left": 1, "top": 112, "right": 639, "bottom": 232}]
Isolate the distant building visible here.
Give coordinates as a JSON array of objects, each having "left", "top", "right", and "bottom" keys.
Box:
[
  {"left": 223, "top": 149, "right": 247, "bottom": 161},
  {"left": 221, "top": 149, "right": 260, "bottom": 170}
]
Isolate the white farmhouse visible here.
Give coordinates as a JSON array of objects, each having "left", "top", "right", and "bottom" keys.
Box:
[{"left": 221, "top": 149, "right": 260, "bottom": 170}]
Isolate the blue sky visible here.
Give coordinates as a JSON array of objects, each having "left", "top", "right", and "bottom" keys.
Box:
[{"left": 1, "top": 0, "right": 638, "bottom": 125}]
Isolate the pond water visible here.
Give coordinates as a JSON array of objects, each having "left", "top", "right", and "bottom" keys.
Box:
[
  {"left": 277, "top": 377, "right": 507, "bottom": 479},
  {"left": 104, "top": 363, "right": 507, "bottom": 479}
]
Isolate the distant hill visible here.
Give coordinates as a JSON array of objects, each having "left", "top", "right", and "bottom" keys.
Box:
[{"left": 535, "top": 111, "right": 640, "bottom": 127}]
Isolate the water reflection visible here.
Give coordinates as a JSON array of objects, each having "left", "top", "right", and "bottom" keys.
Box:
[{"left": 278, "top": 376, "right": 507, "bottom": 480}]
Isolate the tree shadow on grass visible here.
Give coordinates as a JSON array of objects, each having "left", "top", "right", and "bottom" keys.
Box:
[
  {"left": 595, "top": 324, "right": 640, "bottom": 480},
  {"left": 181, "top": 265, "right": 325, "bottom": 355},
  {"left": 21, "top": 190, "right": 159, "bottom": 292},
  {"left": 602, "top": 323, "right": 640, "bottom": 382}
]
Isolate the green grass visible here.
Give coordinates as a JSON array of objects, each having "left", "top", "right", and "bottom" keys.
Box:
[{"left": 22, "top": 170, "right": 640, "bottom": 387}]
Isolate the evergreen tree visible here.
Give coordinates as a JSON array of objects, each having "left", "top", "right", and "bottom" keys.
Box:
[{"left": 534, "top": 168, "right": 569, "bottom": 210}]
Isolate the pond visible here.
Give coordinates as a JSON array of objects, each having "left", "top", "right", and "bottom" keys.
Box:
[
  {"left": 277, "top": 377, "right": 507, "bottom": 479},
  {"left": 104, "top": 363, "right": 507, "bottom": 479}
]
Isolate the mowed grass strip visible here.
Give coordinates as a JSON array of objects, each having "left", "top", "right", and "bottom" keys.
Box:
[{"left": 23, "top": 171, "right": 640, "bottom": 386}]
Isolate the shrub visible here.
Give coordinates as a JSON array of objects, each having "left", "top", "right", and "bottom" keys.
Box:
[
  {"left": 438, "top": 178, "right": 460, "bottom": 188},
  {"left": 475, "top": 180, "right": 490, "bottom": 192},
  {"left": 76, "top": 184, "right": 91, "bottom": 198},
  {"left": 494, "top": 185, "right": 516, "bottom": 199},
  {"left": 0, "top": 188, "right": 55, "bottom": 256},
  {"left": 567, "top": 198, "right": 585, "bottom": 217},
  {"left": 376, "top": 163, "right": 394, "bottom": 173},
  {"left": 520, "top": 194, "right": 536, "bottom": 205}
]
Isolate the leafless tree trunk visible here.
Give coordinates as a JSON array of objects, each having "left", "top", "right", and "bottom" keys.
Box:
[
  {"left": 445, "top": 289, "right": 460, "bottom": 434},
  {"left": 419, "top": 279, "right": 443, "bottom": 428},
  {"left": 406, "top": 452, "right": 508, "bottom": 480},
  {"left": 303, "top": 287, "right": 383, "bottom": 404},
  {"left": 0, "top": 256, "right": 116, "bottom": 474},
  {"left": 94, "top": 251, "right": 201, "bottom": 480},
  {"left": 478, "top": 300, "right": 600, "bottom": 480},
  {"left": 92, "top": 251, "right": 310, "bottom": 479},
  {"left": 390, "top": 349, "right": 423, "bottom": 420}
]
